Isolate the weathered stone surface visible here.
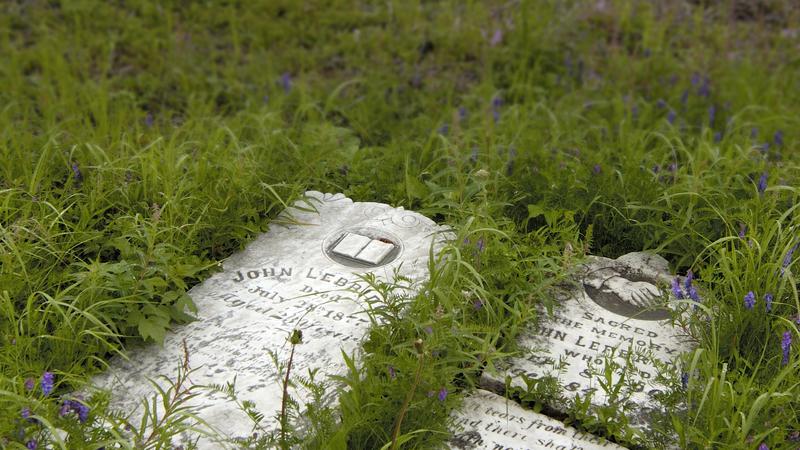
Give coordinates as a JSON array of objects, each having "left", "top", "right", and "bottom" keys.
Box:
[
  {"left": 481, "top": 252, "right": 693, "bottom": 430},
  {"left": 450, "top": 389, "right": 627, "bottom": 450},
  {"left": 92, "top": 191, "right": 448, "bottom": 446}
]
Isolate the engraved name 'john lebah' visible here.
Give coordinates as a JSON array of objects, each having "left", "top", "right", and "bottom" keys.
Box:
[{"left": 233, "top": 267, "right": 293, "bottom": 282}]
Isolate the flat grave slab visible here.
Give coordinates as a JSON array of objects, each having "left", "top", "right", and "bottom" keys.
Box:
[
  {"left": 450, "top": 389, "right": 627, "bottom": 450},
  {"left": 481, "top": 252, "right": 693, "bottom": 431},
  {"left": 92, "top": 191, "right": 448, "bottom": 447}
]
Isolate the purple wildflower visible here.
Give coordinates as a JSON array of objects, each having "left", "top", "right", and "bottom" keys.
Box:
[
  {"left": 758, "top": 444, "right": 768, "bottom": 450},
  {"left": 751, "top": 127, "right": 759, "bottom": 139},
  {"left": 476, "top": 238, "right": 485, "bottom": 253},
  {"left": 774, "top": 130, "right": 784, "bottom": 147},
  {"left": 667, "top": 162, "right": 677, "bottom": 172},
  {"left": 26, "top": 440, "right": 37, "bottom": 450},
  {"left": 656, "top": 99, "right": 666, "bottom": 109},
  {"left": 713, "top": 131, "right": 722, "bottom": 143},
  {"left": 59, "top": 400, "right": 72, "bottom": 417},
  {"left": 708, "top": 105, "right": 716, "bottom": 126},
  {"left": 631, "top": 104, "right": 639, "bottom": 120},
  {"left": 424, "top": 326, "right": 433, "bottom": 335},
  {"left": 473, "top": 299, "right": 484, "bottom": 310},
  {"left": 764, "top": 293, "right": 773, "bottom": 312},
  {"left": 41, "top": 372, "right": 54, "bottom": 396},
  {"left": 652, "top": 164, "right": 660, "bottom": 174},
  {"left": 687, "top": 285, "right": 700, "bottom": 302},
  {"left": 490, "top": 29, "right": 503, "bottom": 47},
  {"left": 757, "top": 172, "right": 768, "bottom": 194},
  {"left": 438, "top": 387, "right": 448, "bottom": 401},
  {"left": 24, "top": 378, "right": 35, "bottom": 391},
  {"left": 680, "top": 89, "right": 689, "bottom": 105},
  {"left": 21, "top": 407, "right": 31, "bottom": 419},
  {"left": 388, "top": 365, "right": 396, "bottom": 379},
  {"left": 691, "top": 73, "right": 701, "bottom": 86},
  {"left": 671, "top": 278, "right": 684, "bottom": 299},
  {"left": 491, "top": 95, "right": 503, "bottom": 123},
  {"left": 71, "top": 162, "right": 83, "bottom": 182},
  {"left": 667, "top": 110, "right": 676, "bottom": 124},
  {"left": 458, "top": 106, "right": 468, "bottom": 122},
  {"left": 279, "top": 72, "right": 292, "bottom": 93},
  {"left": 680, "top": 372, "right": 689, "bottom": 389},
  {"left": 782, "top": 331, "right": 792, "bottom": 366},
  {"left": 438, "top": 123, "right": 449, "bottom": 135},
  {"left": 684, "top": 270, "right": 694, "bottom": 290},
  {"left": 738, "top": 223, "right": 747, "bottom": 239},
  {"left": 744, "top": 291, "right": 756, "bottom": 310},
  {"left": 593, "top": 164, "right": 601, "bottom": 175},
  {"left": 73, "top": 401, "right": 90, "bottom": 423},
  {"left": 698, "top": 78, "right": 711, "bottom": 97}
]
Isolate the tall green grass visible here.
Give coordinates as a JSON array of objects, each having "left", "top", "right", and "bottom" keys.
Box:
[{"left": 1, "top": 0, "right": 799, "bottom": 448}]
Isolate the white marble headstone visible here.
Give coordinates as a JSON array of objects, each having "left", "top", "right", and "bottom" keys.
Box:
[
  {"left": 93, "top": 191, "right": 449, "bottom": 446},
  {"left": 482, "top": 252, "right": 693, "bottom": 431},
  {"left": 450, "top": 390, "right": 627, "bottom": 450}
]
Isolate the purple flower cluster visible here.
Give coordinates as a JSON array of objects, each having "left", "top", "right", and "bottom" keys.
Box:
[
  {"left": 764, "top": 293, "right": 773, "bottom": 312},
  {"left": 71, "top": 162, "right": 83, "bottom": 183},
  {"left": 428, "top": 387, "right": 448, "bottom": 401},
  {"left": 59, "top": 398, "right": 90, "bottom": 423},
  {"left": 491, "top": 95, "right": 503, "bottom": 123},
  {"left": 757, "top": 172, "right": 768, "bottom": 195},
  {"left": 774, "top": 130, "right": 784, "bottom": 147},
  {"left": 671, "top": 271, "right": 700, "bottom": 302},
  {"left": 671, "top": 278, "right": 683, "bottom": 299},
  {"left": 781, "top": 243, "right": 798, "bottom": 276},
  {"left": 279, "top": 72, "right": 292, "bottom": 93},
  {"left": 40, "top": 372, "right": 54, "bottom": 396},
  {"left": 782, "top": 331, "right": 792, "bottom": 366},
  {"left": 744, "top": 291, "right": 756, "bottom": 310}
]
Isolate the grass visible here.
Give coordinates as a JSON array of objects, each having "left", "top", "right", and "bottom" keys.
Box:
[{"left": 1, "top": 0, "right": 799, "bottom": 448}]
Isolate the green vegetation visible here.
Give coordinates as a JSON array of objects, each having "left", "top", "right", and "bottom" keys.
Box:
[{"left": 1, "top": 0, "right": 799, "bottom": 448}]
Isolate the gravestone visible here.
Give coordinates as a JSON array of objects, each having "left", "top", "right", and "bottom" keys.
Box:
[
  {"left": 92, "top": 191, "right": 449, "bottom": 447},
  {"left": 450, "top": 390, "right": 627, "bottom": 450},
  {"left": 481, "top": 252, "right": 693, "bottom": 432}
]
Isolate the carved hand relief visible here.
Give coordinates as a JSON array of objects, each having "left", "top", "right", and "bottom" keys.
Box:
[
  {"left": 92, "top": 192, "right": 450, "bottom": 448},
  {"left": 582, "top": 266, "right": 671, "bottom": 321}
]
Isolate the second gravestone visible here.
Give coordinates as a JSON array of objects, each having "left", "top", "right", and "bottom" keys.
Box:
[
  {"left": 93, "top": 191, "right": 449, "bottom": 447},
  {"left": 482, "top": 252, "right": 694, "bottom": 435}
]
